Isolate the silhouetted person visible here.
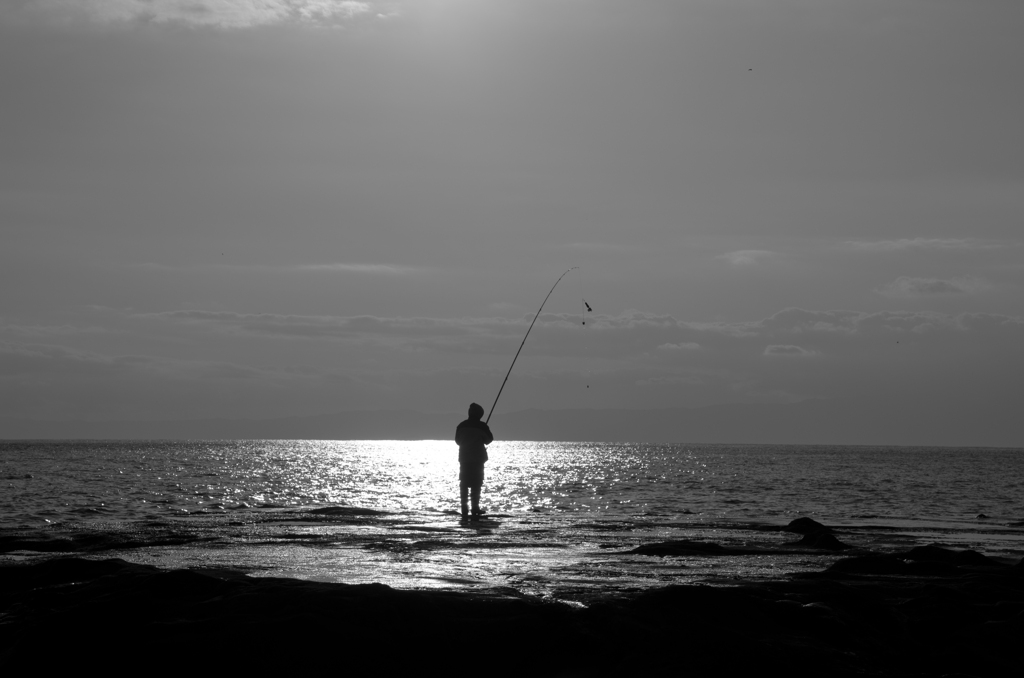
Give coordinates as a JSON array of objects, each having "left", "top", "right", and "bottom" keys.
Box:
[{"left": 455, "top": 403, "right": 493, "bottom": 521}]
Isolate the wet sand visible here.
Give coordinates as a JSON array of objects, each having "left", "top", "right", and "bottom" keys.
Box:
[{"left": 2, "top": 542, "right": 1021, "bottom": 675}]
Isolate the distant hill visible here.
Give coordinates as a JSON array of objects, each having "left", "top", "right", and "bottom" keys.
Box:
[{"left": 2, "top": 398, "right": 1021, "bottom": 447}]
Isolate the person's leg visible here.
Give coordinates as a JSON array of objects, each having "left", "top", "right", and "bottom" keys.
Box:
[
  {"left": 460, "top": 483, "right": 469, "bottom": 519},
  {"left": 459, "top": 463, "right": 470, "bottom": 518},
  {"left": 470, "top": 485, "right": 481, "bottom": 517}
]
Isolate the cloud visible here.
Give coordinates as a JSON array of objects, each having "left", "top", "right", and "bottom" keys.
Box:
[
  {"left": 718, "top": 250, "right": 775, "bottom": 266},
  {"left": 845, "top": 238, "right": 1000, "bottom": 252},
  {"left": 754, "top": 307, "right": 977, "bottom": 335},
  {"left": 0, "top": 322, "right": 107, "bottom": 338},
  {"left": 295, "top": 263, "right": 415, "bottom": 275},
  {"left": 876, "top": 276, "right": 989, "bottom": 298},
  {"left": 763, "top": 344, "right": 818, "bottom": 357},
  {"left": 658, "top": 342, "right": 700, "bottom": 351},
  {"left": 123, "top": 306, "right": 1024, "bottom": 369},
  {"left": 124, "top": 306, "right": 1024, "bottom": 342},
  {"left": 15, "top": 0, "right": 384, "bottom": 28},
  {"left": 130, "top": 262, "right": 417, "bottom": 275},
  {"left": 132, "top": 310, "right": 521, "bottom": 356},
  {"left": 5, "top": 306, "right": 1024, "bottom": 422},
  {"left": 956, "top": 312, "right": 1024, "bottom": 334},
  {"left": 0, "top": 341, "right": 109, "bottom": 377},
  {"left": 0, "top": 339, "right": 271, "bottom": 381}
]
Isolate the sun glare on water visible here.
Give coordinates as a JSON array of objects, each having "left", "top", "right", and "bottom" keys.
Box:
[{"left": 310, "top": 439, "right": 461, "bottom": 513}]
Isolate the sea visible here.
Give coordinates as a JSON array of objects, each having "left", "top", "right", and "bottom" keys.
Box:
[{"left": 2, "top": 441, "right": 1022, "bottom": 601}]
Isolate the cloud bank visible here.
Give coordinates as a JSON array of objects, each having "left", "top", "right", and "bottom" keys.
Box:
[
  {"left": 877, "top": 276, "right": 989, "bottom": 298},
  {"left": 718, "top": 250, "right": 776, "bottom": 266},
  {"left": 3, "top": 306, "right": 1022, "bottom": 423},
  {"left": 295, "top": 263, "right": 415, "bottom": 275},
  {"left": 763, "top": 344, "right": 817, "bottom": 357},
  {"left": 845, "top": 238, "right": 1001, "bottom": 252},
  {"left": 15, "top": 0, "right": 389, "bottom": 28},
  {"left": 123, "top": 306, "right": 1024, "bottom": 353},
  {"left": 658, "top": 342, "right": 701, "bottom": 351}
]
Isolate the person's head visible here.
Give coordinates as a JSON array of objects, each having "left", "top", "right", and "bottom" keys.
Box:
[{"left": 468, "top": 403, "right": 484, "bottom": 421}]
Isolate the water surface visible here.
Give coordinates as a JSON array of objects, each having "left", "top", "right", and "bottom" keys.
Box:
[{"left": 3, "top": 441, "right": 1022, "bottom": 600}]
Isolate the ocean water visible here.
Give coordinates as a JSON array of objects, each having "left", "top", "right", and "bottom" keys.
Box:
[{"left": 2, "top": 441, "right": 1022, "bottom": 600}]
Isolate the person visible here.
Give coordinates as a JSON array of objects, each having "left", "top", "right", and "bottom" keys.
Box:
[{"left": 455, "top": 403, "right": 493, "bottom": 521}]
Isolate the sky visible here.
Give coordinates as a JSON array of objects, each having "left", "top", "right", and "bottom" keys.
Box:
[{"left": 1, "top": 0, "right": 1022, "bottom": 437}]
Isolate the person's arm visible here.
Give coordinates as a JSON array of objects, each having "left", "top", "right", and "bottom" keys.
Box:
[{"left": 482, "top": 423, "right": 494, "bottom": 445}]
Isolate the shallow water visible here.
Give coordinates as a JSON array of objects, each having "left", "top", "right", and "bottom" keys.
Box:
[{"left": 2, "top": 441, "right": 1022, "bottom": 599}]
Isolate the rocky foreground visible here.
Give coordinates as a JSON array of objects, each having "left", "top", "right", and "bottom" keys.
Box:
[{"left": 1, "top": 544, "right": 1021, "bottom": 676}]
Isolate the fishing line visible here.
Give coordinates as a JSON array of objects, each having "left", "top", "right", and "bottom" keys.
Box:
[
  {"left": 579, "top": 266, "right": 591, "bottom": 390},
  {"left": 579, "top": 267, "right": 586, "bottom": 326},
  {"left": 486, "top": 267, "right": 577, "bottom": 425}
]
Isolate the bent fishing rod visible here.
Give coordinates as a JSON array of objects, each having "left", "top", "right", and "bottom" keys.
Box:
[{"left": 486, "top": 267, "right": 577, "bottom": 425}]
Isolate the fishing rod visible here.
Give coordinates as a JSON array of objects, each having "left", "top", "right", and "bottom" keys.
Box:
[{"left": 486, "top": 267, "right": 577, "bottom": 425}]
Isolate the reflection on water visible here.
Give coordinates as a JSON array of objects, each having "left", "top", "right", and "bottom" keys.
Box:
[{"left": 2, "top": 440, "right": 1022, "bottom": 597}]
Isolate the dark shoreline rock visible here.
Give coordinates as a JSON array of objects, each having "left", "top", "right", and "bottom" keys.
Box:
[
  {"left": 793, "top": 531, "right": 851, "bottom": 551},
  {"left": 628, "top": 520, "right": 853, "bottom": 556},
  {"left": 3, "top": 554, "right": 1022, "bottom": 676},
  {"left": 904, "top": 544, "right": 999, "bottom": 567},
  {"left": 784, "top": 517, "right": 832, "bottom": 535},
  {"left": 0, "top": 533, "right": 207, "bottom": 554},
  {"left": 823, "top": 544, "right": 1018, "bottom": 576}
]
